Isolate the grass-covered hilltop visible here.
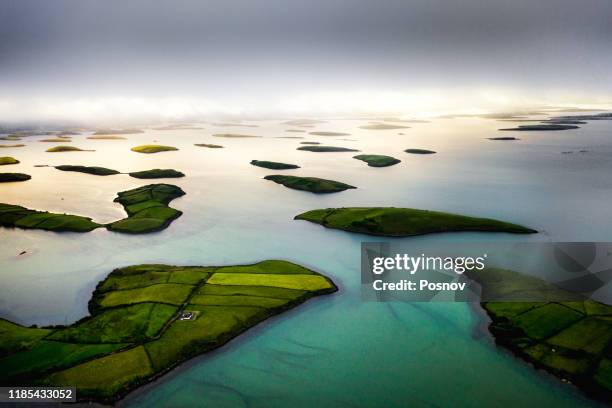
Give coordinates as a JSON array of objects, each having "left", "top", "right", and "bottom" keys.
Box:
[
  {"left": 264, "top": 175, "right": 356, "bottom": 194},
  {"left": 353, "top": 154, "right": 401, "bottom": 167},
  {"left": 295, "top": 207, "right": 536, "bottom": 236},
  {"left": 250, "top": 160, "right": 300, "bottom": 170},
  {"left": 131, "top": 145, "right": 178, "bottom": 154},
  {"left": 0, "top": 157, "right": 19, "bottom": 165},
  {"left": 128, "top": 169, "right": 185, "bottom": 179},
  {"left": 55, "top": 165, "right": 120, "bottom": 176},
  {"left": 0, "top": 184, "right": 185, "bottom": 234},
  {"left": 297, "top": 145, "right": 359, "bottom": 152},
  {"left": 0, "top": 173, "right": 32, "bottom": 183},
  {"left": 108, "top": 184, "right": 185, "bottom": 233},
  {"left": 0, "top": 260, "right": 336, "bottom": 403},
  {"left": 466, "top": 268, "right": 612, "bottom": 401}
]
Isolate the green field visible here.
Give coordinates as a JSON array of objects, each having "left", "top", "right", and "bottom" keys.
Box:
[
  {"left": 0, "top": 203, "right": 102, "bottom": 232},
  {"left": 264, "top": 175, "right": 356, "bottom": 194},
  {"left": 0, "top": 260, "right": 336, "bottom": 403},
  {"left": 295, "top": 207, "right": 536, "bottom": 236}
]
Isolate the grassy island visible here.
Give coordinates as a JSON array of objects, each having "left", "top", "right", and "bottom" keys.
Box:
[
  {"left": 212, "top": 134, "right": 261, "bottom": 138},
  {"left": 39, "top": 138, "right": 71, "bottom": 143},
  {"left": 194, "top": 143, "right": 224, "bottom": 148},
  {"left": 0, "top": 157, "right": 19, "bottom": 165},
  {"left": 264, "top": 175, "right": 356, "bottom": 194},
  {"left": 0, "top": 184, "right": 184, "bottom": 234},
  {"left": 250, "top": 160, "right": 300, "bottom": 170},
  {"left": 353, "top": 154, "right": 400, "bottom": 167},
  {"left": 128, "top": 169, "right": 185, "bottom": 179},
  {"left": 0, "top": 260, "right": 336, "bottom": 403},
  {"left": 466, "top": 268, "right": 612, "bottom": 401},
  {"left": 488, "top": 137, "right": 519, "bottom": 141},
  {"left": 0, "top": 203, "right": 101, "bottom": 232},
  {"left": 46, "top": 146, "right": 92, "bottom": 153},
  {"left": 108, "top": 184, "right": 185, "bottom": 234},
  {"left": 359, "top": 123, "right": 410, "bottom": 130},
  {"left": 0, "top": 144, "right": 25, "bottom": 148},
  {"left": 294, "top": 207, "right": 536, "bottom": 236},
  {"left": 131, "top": 145, "right": 178, "bottom": 154},
  {"left": 300, "top": 141, "right": 320, "bottom": 145},
  {"left": 308, "top": 131, "right": 351, "bottom": 136},
  {"left": 297, "top": 146, "right": 359, "bottom": 152},
  {"left": 499, "top": 124, "right": 580, "bottom": 131},
  {"left": 55, "top": 165, "right": 120, "bottom": 176},
  {"left": 404, "top": 148, "right": 436, "bottom": 154},
  {"left": 0, "top": 173, "right": 31, "bottom": 183}
]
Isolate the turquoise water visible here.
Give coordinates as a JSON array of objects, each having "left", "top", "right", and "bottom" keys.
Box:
[{"left": 1, "top": 116, "right": 610, "bottom": 407}]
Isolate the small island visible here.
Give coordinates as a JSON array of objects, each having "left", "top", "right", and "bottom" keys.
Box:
[
  {"left": 93, "top": 129, "right": 143, "bottom": 135},
  {"left": 0, "top": 260, "right": 336, "bottom": 403},
  {"left": 404, "top": 148, "right": 436, "bottom": 154},
  {"left": 353, "top": 154, "right": 401, "bottom": 167},
  {"left": 128, "top": 169, "right": 185, "bottom": 179},
  {"left": 0, "top": 144, "right": 25, "bottom": 148},
  {"left": 194, "top": 143, "right": 224, "bottom": 148},
  {"left": 264, "top": 175, "right": 356, "bottom": 194},
  {"left": 308, "top": 131, "right": 351, "bottom": 136},
  {"left": 250, "top": 160, "right": 300, "bottom": 170},
  {"left": 297, "top": 146, "right": 359, "bottom": 153},
  {"left": 359, "top": 123, "right": 410, "bottom": 130},
  {"left": 466, "top": 268, "right": 612, "bottom": 401},
  {"left": 55, "top": 165, "right": 120, "bottom": 176},
  {"left": 46, "top": 146, "right": 93, "bottom": 153},
  {"left": 0, "top": 173, "right": 31, "bottom": 183},
  {"left": 87, "top": 135, "right": 127, "bottom": 140},
  {"left": 0, "top": 203, "right": 101, "bottom": 232},
  {"left": 212, "top": 134, "right": 261, "bottom": 138},
  {"left": 0, "top": 157, "right": 19, "bottom": 165},
  {"left": 300, "top": 141, "right": 320, "bottom": 145},
  {"left": 39, "top": 138, "right": 71, "bottom": 143},
  {"left": 487, "top": 137, "right": 519, "bottom": 141},
  {"left": 499, "top": 124, "right": 580, "bottom": 131},
  {"left": 294, "top": 207, "right": 536, "bottom": 236},
  {"left": 131, "top": 145, "right": 178, "bottom": 154}
]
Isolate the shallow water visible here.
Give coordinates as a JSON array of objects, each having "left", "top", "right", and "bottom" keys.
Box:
[{"left": 1, "top": 115, "right": 610, "bottom": 407}]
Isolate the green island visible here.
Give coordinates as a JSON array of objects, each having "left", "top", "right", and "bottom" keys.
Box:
[
  {"left": 0, "top": 184, "right": 185, "bottom": 234},
  {"left": 0, "top": 173, "right": 31, "bottom": 183},
  {"left": 250, "top": 160, "right": 300, "bottom": 170},
  {"left": 128, "top": 169, "right": 185, "bottom": 179},
  {"left": 488, "top": 137, "right": 519, "bottom": 141},
  {"left": 499, "top": 124, "right": 580, "bottom": 131},
  {"left": 39, "top": 138, "right": 71, "bottom": 143},
  {"left": 131, "top": 145, "right": 178, "bottom": 154},
  {"left": 0, "top": 260, "right": 336, "bottom": 403},
  {"left": 93, "top": 129, "right": 144, "bottom": 135},
  {"left": 0, "top": 157, "right": 19, "bottom": 165},
  {"left": 285, "top": 129, "right": 306, "bottom": 133},
  {"left": 353, "top": 154, "right": 401, "bottom": 167},
  {"left": 107, "top": 184, "right": 185, "bottom": 234},
  {"left": 55, "top": 165, "right": 120, "bottom": 176},
  {"left": 0, "top": 144, "right": 25, "bottom": 148},
  {"left": 359, "top": 123, "right": 410, "bottom": 130},
  {"left": 194, "top": 143, "right": 223, "bottom": 148},
  {"left": 308, "top": 131, "right": 351, "bottom": 136},
  {"left": 465, "top": 268, "right": 612, "bottom": 401},
  {"left": 294, "top": 207, "right": 536, "bottom": 236},
  {"left": 404, "top": 148, "right": 436, "bottom": 154},
  {"left": 87, "top": 135, "right": 127, "bottom": 140},
  {"left": 46, "top": 146, "right": 93, "bottom": 153},
  {"left": 264, "top": 175, "right": 356, "bottom": 194},
  {"left": 212, "top": 134, "right": 261, "bottom": 138},
  {"left": 300, "top": 141, "right": 320, "bottom": 145},
  {"left": 281, "top": 119, "right": 326, "bottom": 126},
  {"left": 297, "top": 145, "right": 359, "bottom": 152},
  {"left": 0, "top": 135, "right": 23, "bottom": 141}
]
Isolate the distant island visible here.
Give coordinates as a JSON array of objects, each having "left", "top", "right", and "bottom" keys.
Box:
[
  {"left": 353, "top": 154, "right": 401, "bottom": 167},
  {"left": 308, "top": 131, "right": 351, "bottom": 136},
  {"left": 0, "top": 260, "right": 336, "bottom": 403},
  {"left": 212, "top": 134, "right": 261, "bottom": 138},
  {"left": 0, "top": 173, "right": 31, "bottom": 183},
  {"left": 194, "top": 143, "right": 224, "bottom": 148},
  {"left": 404, "top": 148, "right": 436, "bottom": 154},
  {"left": 55, "top": 165, "right": 120, "bottom": 176},
  {"left": 295, "top": 207, "right": 536, "bottom": 236},
  {"left": 0, "top": 157, "right": 19, "bottom": 165},
  {"left": 87, "top": 135, "right": 127, "bottom": 140},
  {"left": 264, "top": 175, "right": 356, "bottom": 194},
  {"left": 93, "top": 129, "right": 144, "bottom": 135},
  {"left": 128, "top": 169, "right": 185, "bottom": 179},
  {"left": 499, "top": 124, "right": 580, "bottom": 131},
  {"left": 487, "top": 137, "right": 519, "bottom": 141},
  {"left": 297, "top": 146, "right": 359, "bottom": 152},
  {"left": 46, "top": 146, "right": 93, "bottom": 153},
  {"left": 250, "top": 160, "right": 300, "bottom": 170},
  {"left": 359, "top": 123, "right": 410, "bottom": 130}
]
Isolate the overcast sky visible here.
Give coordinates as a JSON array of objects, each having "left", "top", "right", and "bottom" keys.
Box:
[{"left": 1, "top": 0, "right": 611, "bottom": 121}]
